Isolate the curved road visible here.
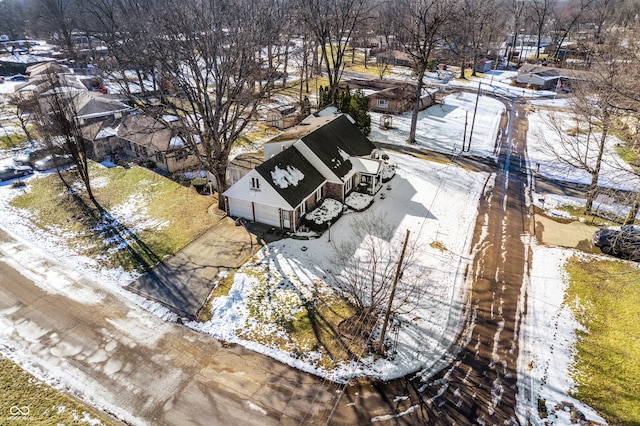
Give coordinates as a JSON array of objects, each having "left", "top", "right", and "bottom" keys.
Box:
[{"left": 412, "top": 98, "right": 531, "bottom": 424}]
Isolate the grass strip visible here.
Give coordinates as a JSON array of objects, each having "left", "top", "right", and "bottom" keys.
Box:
[
  {"left": 0, "top": 356, "right": 114, "bottom": 425},
  {"left": 565, "top": 256, "right": 640, "bottom": 425}
]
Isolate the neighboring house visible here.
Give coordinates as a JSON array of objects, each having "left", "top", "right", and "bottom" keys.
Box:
[
  {"left": 15, "top": 73, "right": 86, "bottom": 95},
  {"left": 374, "top": 49, "right": 413, "bottom": 68},
  {"left": 224, "top": 112, "right": 385, "bottom": 231},
  {"left": 338, "top": 79, "right": 434, "bottom": 114},
  {"left": 70, "top": 92, "right": 131, "bottom": 125},
  {"left": 227, "top": 152, "right": 264, "bottom": 186},
  {"left": 116, "top": 114, "right": 201, "bottom": 174},
  {"left": 516, "top": 64, "right": 590, "bottom": 90},
  {"left": 26, "top": 61, "right": 70, "bottom": 77},
  {"left": 0, "top": 54, "right": 55, "bottom": 75},
  {"left": 80, "top": 118, "right": 121, "bottom": 160}
]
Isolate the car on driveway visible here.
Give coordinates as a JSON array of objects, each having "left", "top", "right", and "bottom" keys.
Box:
[
  {"left": 13, "top": 149, "right": 47, "bottom": 166},
  {"left": 34, "top": 154, "right": 74, "bottom": 171},
  {"left": 0, "top": 165, "right": 33, "bottom": 181},
  {"left": 593, "top": 225, "right": 640, "bottom": 260}
]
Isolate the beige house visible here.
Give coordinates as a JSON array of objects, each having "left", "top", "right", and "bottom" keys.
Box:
[{"left": 116, "top": 114, "right": 201, "bottom": 174}]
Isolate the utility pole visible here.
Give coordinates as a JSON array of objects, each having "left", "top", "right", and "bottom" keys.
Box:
[
  {"left": 466, "top": 81, "right": 482, "bottom": 152},
  {"left": 377, "top": 229, "right": 410, "bottom": 353}
]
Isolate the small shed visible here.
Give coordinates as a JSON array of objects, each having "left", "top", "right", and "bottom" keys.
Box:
[
  {"left": 266, "top": 105, "right": 298, "bottom": 129},
  {"left": 475, "top": 59, "right": 493, "bottom": 73}
]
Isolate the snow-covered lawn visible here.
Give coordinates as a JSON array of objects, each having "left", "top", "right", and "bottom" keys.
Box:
[
  {"left": 527, "top": 109, "right": 640, "bottom": 192},
  {"left": 369, "top": 91, "right": 504, "bottom": 159}
]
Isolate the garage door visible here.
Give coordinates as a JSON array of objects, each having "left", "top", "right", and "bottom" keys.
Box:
[
  {"left": 228, "top": 198, "right": 254, "bottom": 222},
  {"left": 255, "top": 205, "right": 280, "bottom": 228}
]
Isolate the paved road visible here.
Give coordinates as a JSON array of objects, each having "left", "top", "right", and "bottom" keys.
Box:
[
  {"left": 0, "top": 228, "right": 338, "bottom": 425},
  {"left": 405, "top": 97, "right": 531, "bottom": 423}
]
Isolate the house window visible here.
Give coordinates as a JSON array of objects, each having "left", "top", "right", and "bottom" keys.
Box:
[
  {"left": 251, "top": 177, "right": 260, "bottom": 190},
  {"left": 299, "top": 202, "right": 306, "bottom": 216},
  {"left": 377, "top": 99, "right": 389, "bottom": 109},
  {"left": 315, "top": 187, "right": 322, "bottom": 201},
  {"left": 345, "top": 177, "right": 352, "bottom": 193},
  {"left": 175, "top": 148, "right": 188, "bottom": 162}
]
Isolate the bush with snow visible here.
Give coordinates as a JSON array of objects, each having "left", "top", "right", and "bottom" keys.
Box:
[
  {"left": 345, "top": 192, "right": 374, "bottom": 211},
  {"left": 303, "top": 198, "right": 343, "bottom": 231}
]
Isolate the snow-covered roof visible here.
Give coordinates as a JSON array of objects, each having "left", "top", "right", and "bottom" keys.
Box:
[
  {"left": 270, "top": 165, "right": 305, "bottom": 189},
  {"left": 0, "top": 54, "right": 55, "bottom": 65},
  {"left": 95, "top": 124, "right": 119, "bottom": 140},
  {"left": 350, "top": 157, "right": 382, "bottom": 175}
]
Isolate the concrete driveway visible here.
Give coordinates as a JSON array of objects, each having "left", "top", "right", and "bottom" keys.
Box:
[{"left": 127, "top": 214, "right": 256, "bottom": 319}]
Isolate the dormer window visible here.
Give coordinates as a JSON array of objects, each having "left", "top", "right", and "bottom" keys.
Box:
[{"left": 251, "top": 177, "right": 260, "bottom": 190}]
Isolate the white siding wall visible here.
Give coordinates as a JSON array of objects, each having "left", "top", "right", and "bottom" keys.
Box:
[{"left": 224, "top": 169, "right": 295, "bottom": 229}]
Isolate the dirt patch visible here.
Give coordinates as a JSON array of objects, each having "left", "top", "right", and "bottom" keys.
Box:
[{"left": 535, "top": 214, "right": 599, "bottom": 252}]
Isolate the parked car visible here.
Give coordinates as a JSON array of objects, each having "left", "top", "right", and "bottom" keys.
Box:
[
  {"left": 34, "top": 154, "right": 74, "bottom": 171},
  {"left": 9, "top": 74, "right": 28, "bottom": 81},
  {"left": 13, "top": 149, "right": 47, "bottom": 166},
  {"left": 0, "top": 165, "right": 33, "bottom": 181},
  {"left": 593, "top": 225, "right": 640, "bottom": 260}
]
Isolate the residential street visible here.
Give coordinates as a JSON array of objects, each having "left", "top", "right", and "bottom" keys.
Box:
[
  {"left": 0, "top": 227, "right": 338, "bottom": 425},
  {"left": 409, "top": 98, "right": 531, "bottom": 423}
]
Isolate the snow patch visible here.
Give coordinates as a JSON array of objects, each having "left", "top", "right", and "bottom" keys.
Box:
[{"left": 270, "top": 165, "right": 305, "bottom": 189}]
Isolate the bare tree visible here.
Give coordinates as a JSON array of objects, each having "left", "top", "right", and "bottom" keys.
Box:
[
  {"left": 293, "top": 0, "right": 371, "bottom": 102},
  {"left": 7, "top": 94, "right": 38, "bottom": 143},
  {"left": 397, "top": 0, "right": 450, "bottom": 144},
  {"left": 0, "top": 0, "right": 27, "bottom": 39},
  {"left": 88, "top": 0, "right": 280, "bottom": 210},
  {"left": 447, "top": 0, "right": 502, "bottom": 78},
  {"left": 528, "top": 0, "right": 554, "bottom": 60},
  {"left": 539, "top": 71, "right": 621, "bottom": 214},
  {"left": 505, "top": 0, "right": 527, "bottom": 64},
  {"left": 548, "top": 0, "right": 593, "bottom": 64},
  {"left": 29, "top": 0, "right": 81, "bottom": 58},
  {"left": 328, "top": 212, "right": 423, "bottom": 346},
  {"left": 33, "top": 72, "right": 97, "bottom": 207}
]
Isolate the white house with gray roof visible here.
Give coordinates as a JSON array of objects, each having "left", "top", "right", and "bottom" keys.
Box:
[{"left": 223, "top": 112, "right": 386, "bottom": 231}]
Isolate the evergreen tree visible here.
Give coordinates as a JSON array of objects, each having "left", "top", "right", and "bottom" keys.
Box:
[
  {"left": 338, "top": 85, "right": 352, "bottom": 112},
  {"left": 349, "top": 89, "right": 371, "bottom": 136},
  {"left": 300, "top": 96, "right": 312, "bottom": 118},
  {"left": 318, "top": 85, "right": 332, "bottom": 109}
]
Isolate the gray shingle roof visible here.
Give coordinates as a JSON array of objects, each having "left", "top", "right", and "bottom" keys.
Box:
[
  {"left": 300, "top": 114, "right": 376, "bottom": 180},
  {"left": 256, "top": 147, "right": 325, "bottom": 207}
]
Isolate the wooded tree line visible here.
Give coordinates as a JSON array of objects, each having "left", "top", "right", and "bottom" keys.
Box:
[{"left": 3, "top": 0, "right": 640, "bottom": 212}]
